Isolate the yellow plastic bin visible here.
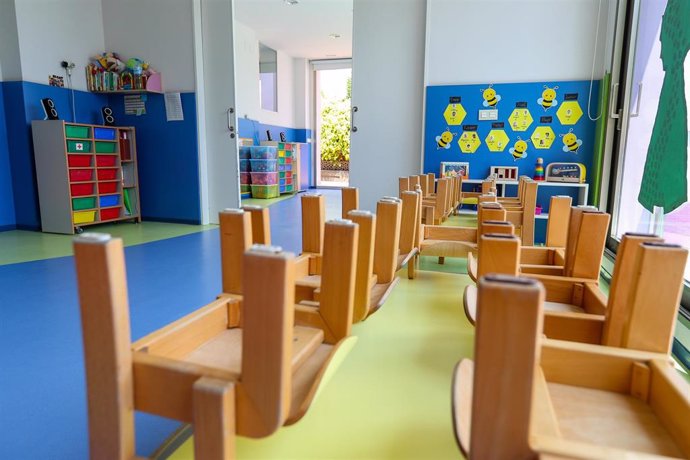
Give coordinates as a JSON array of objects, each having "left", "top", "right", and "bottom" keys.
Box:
[{"left": 73, "top": 210, "right": 96, "bottom": 224}]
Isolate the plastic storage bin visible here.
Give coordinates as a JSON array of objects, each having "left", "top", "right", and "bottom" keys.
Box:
[
  {"left": 240, "top": 172, "right": 251, "bottom": 184},
  {"left": 98, "top": 182, "right": 118, "bottom": 194},
  {"left": 69, "top": 169, "right": 93, "bottom": 182},
  {"left": 66, "top": 140, "right": 92, "bottom": 153},
  {"left": 97, "top": 169, "right": 118, "bottom": 180},
  {"left": 65, "top": 125, "right": 90, "bottom": 138},
  {"left": 72, "top": 197, "right": 96, "bottom": 211},
  {"left": 239, "top": 146, "right": 252, "bottom": 159},
  {"left": 240, "top": 159, "right": 250, "bottom": 172},
  {"left": 250, "top": 172, "right": 278, "bottom": 185},
  {"left": 73, "top": 210, "right": 96, "bottom": 224},
  {"left": 95, "top": 142, "right": 117, "bottom": 153},
  {"left": 99, "top": 194, "right": 120, "bottom": 207},
  {"left": 241, "top": 184, "right": 251, "bottom": 193},
  {"left": 249, "top": 159, "right": 278, "bottom": 172},
  {"left": 93, "top": 127, "right": 116, "bottom": 140},
  {"left": 250, "top": 184, "right": 280, "bottom": 199},
  {"left": 249, "top": 146, "right": 278, "bottom": 159},
  {"left": 68, "top": 154, "right": 92, "bottom": 167},
  {"left": 100, "top": 208, "right": 120, "bottom": 220},
  {"left": 71, "top": 183, "right": 95, "bottom": 197},
  {"left": 96, "top": 155, "right": 117, "bottom": 167}
]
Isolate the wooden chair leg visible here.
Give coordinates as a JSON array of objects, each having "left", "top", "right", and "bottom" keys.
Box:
[
  {"left": 341, "top": 187, "right": 359, "bottom": 219},
  {"left": 219, "top": 210, "right": 252, "bottom": 295},
  {"left": 242, "top": 205, "right": 271, "bottom": 245},
  {"left": 373, "top": 199, "right": 402, "bottom": 284},
  {"left": 301, "top": 194, "right": 325, "bottom": 254},
  {"left": 73, "top": 234, "right": 135, "bottom": 460},
  {"left": 193, "top": 378, "right": 236, "bottom": 460},
  {"left": 438, "top": 256, "right": 445, "bottom": 265},
  {"left": 407, "top": 254, "right": 417, "bottom": 279}
]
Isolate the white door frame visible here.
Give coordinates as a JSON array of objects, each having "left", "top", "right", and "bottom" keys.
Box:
[{"left": 193, "top": 0, "right": 240, "bottom": 225}]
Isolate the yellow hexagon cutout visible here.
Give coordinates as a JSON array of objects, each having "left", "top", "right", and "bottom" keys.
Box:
[
  {"left": 443, "top": 103, "right": 467, "bottom": 126},
  {"left": 556, "top": 101, "right": 583, "bottom": 125},
  {"left": 458, "top": 130, "right": 481, "bottom": 153},
  {"left": 508, "top": 108, "right": 533, "bottom": 132},
  {"left": 531, "top": 126, "right": 556, "bottom": 149},
  {"left": 485, "top": 129, "right": 509, "bottom": 152}
]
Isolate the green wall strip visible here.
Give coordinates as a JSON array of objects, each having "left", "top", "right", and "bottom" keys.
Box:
[{"left": 591, "top": 71, "right": 610, "bottom": 206}]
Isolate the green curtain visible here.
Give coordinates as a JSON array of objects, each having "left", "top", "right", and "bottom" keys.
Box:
[{"left": 637, "top": 0, "right": 690, "bottom": 214}]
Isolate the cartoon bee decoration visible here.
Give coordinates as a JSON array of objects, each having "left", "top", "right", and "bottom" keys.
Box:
[
  {"left": 481, "top": 84, "right": 501, "bottom": 108},
  {"left": 537, "top": 85, "right": 559, "bottom": 111},
  {"left": 509, "top": 137, "right": 530, "bottom": 161},
  {"left": 436, "top": 128, "right": 457, "bottom": 150},
  {"left": 560, "top": 129, "right": 583, "bottom": 153}
]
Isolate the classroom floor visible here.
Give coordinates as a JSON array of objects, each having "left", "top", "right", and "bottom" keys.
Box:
[{"left": 1, "top": 189, "right": 687, "bottom": 459}]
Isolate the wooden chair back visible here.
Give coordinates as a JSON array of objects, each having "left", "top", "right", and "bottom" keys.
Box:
[
  {"left": 346, "top": 211, "right": 376, "bottom": 323},
  {"left": 341, "top": 187, "right": 359, "bottom": 219},
  {"left": 427, "top": 173, "right": 436, "bottom": 194},
  {"left": 319, "top": 219, "right": 359, "bottom": 342},
  {"left": 477, "top": 202, "right": 505, "bottom": 227},
  {"left": 470, "top": 275, "right": 544, "bottom": 459},
  {"left": 220, "top": 209, "right": 253, "bottom": 294},
  {"left": 242, "top": 205, "right": 271, "bottom": 245},
  {"left": 419, "top": 174, "right": 429, "bottom": 197},
  {"left": 374, "top": 199, "right": 402, "bottom": 284},
  {"left": 544, "top": 195, "right": 572, "bottom": 247},
  {"left": 476, "top": 234, "right": 520, "bottom": 278},
  {"left": 409, "top": 175, "right": 421, "bottom": 191},
  {"left": 435, "top": 178, "right": 450, "bottom": 221},
  {"left": 520, "top": 180, "right": 538, "bottom": 245},
  {"left": 301, "top": 193, "right": 325, "bottom": 254}
]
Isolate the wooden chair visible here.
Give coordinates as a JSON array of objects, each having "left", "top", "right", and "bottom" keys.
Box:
[
  {"left": 502, "top": 178, "right": 538, "bottom": 245},
  {"left": 464, "top": 234, "right": 688, "bottom": 354},
  {"left": 397, "top": 190, "right": 420, "bottom": 279},
  {"left": 73, "top": 233, "right": 356, "bottom": 460},
  {"left": 408, "top": 175, "right": 421, "bottom": 193},
  {"left": 422, "top": 177, "right": 452, "bottom": 225},
  {"left": 295, "top": 199, "right": 402, "bottom": 323},
  {"left": 452, "top": 275, "right": 690, "bottom": 459},
  {"left": 341, "top": 187, "right": 359, "bottom": 219},
  {"left": 301, "top": 193, "right": 325, "bottom": 255}
]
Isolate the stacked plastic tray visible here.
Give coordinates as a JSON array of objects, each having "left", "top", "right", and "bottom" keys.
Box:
[
  {"left": 247, "top": 146, "right": 279, "bottom": 199},
  {"left": 276, "top": 143, "right": 296, "bottom": 194},
  {"left": 239, "top": 146, "right": 252, "bottom": 198}
]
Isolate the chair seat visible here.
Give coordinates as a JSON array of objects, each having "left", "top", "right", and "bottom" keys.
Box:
[
  {"left": 367, "top": 278, "right": 400, "bottom": 318},
  {"left": 467, "top": 251, "right": 478, "bottom": 282},
  {"left": 543, "top": 301, "right": 585, "bottom": 314}
]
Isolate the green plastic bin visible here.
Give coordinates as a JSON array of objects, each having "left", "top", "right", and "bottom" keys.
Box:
[
  {"left": 66, "top": 140, "right": 92, "bottom": 153},
  {"left": 64, "top": 125, "right": 90, "bottom": 138},
  {"left": 95, "top": 141, "right": 117, "bottom": 153},
  {"left": 250, "top": 184, "right": 280, "bottom": 199},
  {"left": 72, "top": 197, "right": 96, "bottom": 211}
]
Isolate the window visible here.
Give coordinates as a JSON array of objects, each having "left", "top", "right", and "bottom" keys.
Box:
[{"left": 259, "top": 44, "right": 278, "bottom": 112}]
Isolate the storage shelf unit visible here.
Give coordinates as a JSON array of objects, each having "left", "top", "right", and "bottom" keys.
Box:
[
  {"left": 32, "top": 120, "right": 142, "bottom": 234},
  {"left": 261, "top": 141, "right": 301, "bottom": 194},
  {"left": 462, "top": 179, "right": 589, "bottom": 208}
]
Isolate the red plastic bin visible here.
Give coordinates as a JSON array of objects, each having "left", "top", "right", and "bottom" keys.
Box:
[
  {"left": 97, "top": 169, "right": 118, "bottom": 180},
  {"left": 98, "top": 182, "right": 118, "bottom": 194},
  {"left": 71, "top": 183, "right": 94, "bottom": 197},
  {"left": 68, "top": 155, "right": 91, "bottom": 167},
  {"left": 100, "top": 208, "right": 120, "bottom": 220},
  {"left": 69, "top": 169, "right": 93, "bottom": 182},
  {"left": 96, "top": 155, "right": 117, "bottom": 167}
]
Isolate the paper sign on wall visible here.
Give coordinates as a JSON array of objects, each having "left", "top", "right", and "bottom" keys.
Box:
[{"left": 165, "top": 93, "right": 184, "bottom": 121}]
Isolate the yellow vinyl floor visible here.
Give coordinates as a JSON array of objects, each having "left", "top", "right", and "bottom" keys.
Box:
[{"left": 170, "top": 259, "right": 475, "bottom": 459}]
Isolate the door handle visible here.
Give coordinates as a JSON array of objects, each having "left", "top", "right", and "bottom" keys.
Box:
[
  {"left": 609, "top": 82, "right": 620, "bottom": 119},
  {"left": 630, "top": 82, "right": 643, "bottom": 118},
  {"left": 351, "top": 106, "right": 358, "bottom": 133},
  {"left": 227, "top": 107, "right": 235, "bottom": 138}
]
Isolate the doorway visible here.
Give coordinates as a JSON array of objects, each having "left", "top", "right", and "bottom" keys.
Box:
[{"left": 314, "top": 62, "right": 352, "bottom": 187}]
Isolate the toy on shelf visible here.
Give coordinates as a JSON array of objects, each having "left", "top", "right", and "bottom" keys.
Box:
[
  {"left": 533, "top": 157, "right": 545, "bottom": 181},
  {"left": 546, "top": 162, "right": 587, "bottom": 183},
  {"left": 86, "top": 52, "right": 162, "bottom": 93},
  {"left": 490, "top": 166, "right": 518, "bottom": 180}
]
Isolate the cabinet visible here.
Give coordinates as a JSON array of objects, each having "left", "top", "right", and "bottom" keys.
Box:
[
  {"left": 260, "top": 141, "right": 300, "bottom": 194},
  {"left": 32, "top": 120, "right": 142, "bottom": 234}
]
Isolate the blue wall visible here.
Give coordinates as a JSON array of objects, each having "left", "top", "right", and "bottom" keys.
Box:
[
  {"left": 238, "top": 117, "right": 313, "bottom": 189},
  {"left": 424, "top": 80, "right": 599, "bottom": 180},
  {"left": 0, "top": 83, "right": 17, "bottom": 230},
  {"left": 109, "top": 92, "right": 201, "bottom": 224},
  {"left": 0, "top": 82, "right": 202, "bottom": 230}
]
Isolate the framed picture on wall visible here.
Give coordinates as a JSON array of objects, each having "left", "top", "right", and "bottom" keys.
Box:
[{"left": 440, "top": 161, "right": 469, "bottom": 178}]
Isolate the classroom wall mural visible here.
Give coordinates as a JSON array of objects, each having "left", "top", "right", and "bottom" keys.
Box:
[{"left": 423, "top": 80, "right": 600, "bottom": 180}]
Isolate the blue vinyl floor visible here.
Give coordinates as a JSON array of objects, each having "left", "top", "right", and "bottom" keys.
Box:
[{"left": 0, "top": 190, "right": 341, "bottom": 459}]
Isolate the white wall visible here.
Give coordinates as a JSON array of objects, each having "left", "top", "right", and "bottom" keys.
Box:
[
  {"left": 425, "top": 0, "right": 612, "bottom": 85},
  {"left": 13, "top": 0, "right": 105, "bottom": 90},
  {"left": 101, "top": 0, "right": 196, "bottom": 92},
  {"left": 235, "top": 20, "right": 306, "bottom": 129},
  {"left": 350, "top": 0, "right": 427, "bottom": 211},
  {"left": 0, "top": 0, "right": 22, "bottom": 81}
]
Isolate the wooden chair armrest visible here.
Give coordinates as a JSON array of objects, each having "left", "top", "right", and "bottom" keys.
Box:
[
  {"left": 523, "top": 273, "right": 599, "bottom": 304},
  {"left": 520, "top": 247, "right": 556, "bottom": 265},
  {"left": 424, "top": 225, "right": 477, "bottom": 242},
  {"left": 520, "top": 265, "right": 565, "bottom": 276}
]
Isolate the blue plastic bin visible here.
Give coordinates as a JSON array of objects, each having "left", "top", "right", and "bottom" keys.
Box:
[
  {"left": 94, "top": 127, "right": 117, "bottom": 140},
  {"left": 249, "top": 146, "right": 278, "bottom": 159},
  {"left": 99, "top": 194, "right": 120, "bottom": 207},
  {"left": 249, "top": 159, "right": 278, "bottom": 172}
]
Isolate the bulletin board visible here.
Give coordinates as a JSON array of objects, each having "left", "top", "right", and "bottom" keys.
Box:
[{"left": 423, "top": 80, "right": 600, "bottom": 181}]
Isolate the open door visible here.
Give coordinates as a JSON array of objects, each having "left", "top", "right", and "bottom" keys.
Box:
[{"left": 194, "top": 0, "right": 240, "bottom": 224}]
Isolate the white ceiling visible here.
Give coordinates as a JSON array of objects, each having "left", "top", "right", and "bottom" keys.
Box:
[{"left": 235, "top": 0, "right": 353, "bottom": 60}]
